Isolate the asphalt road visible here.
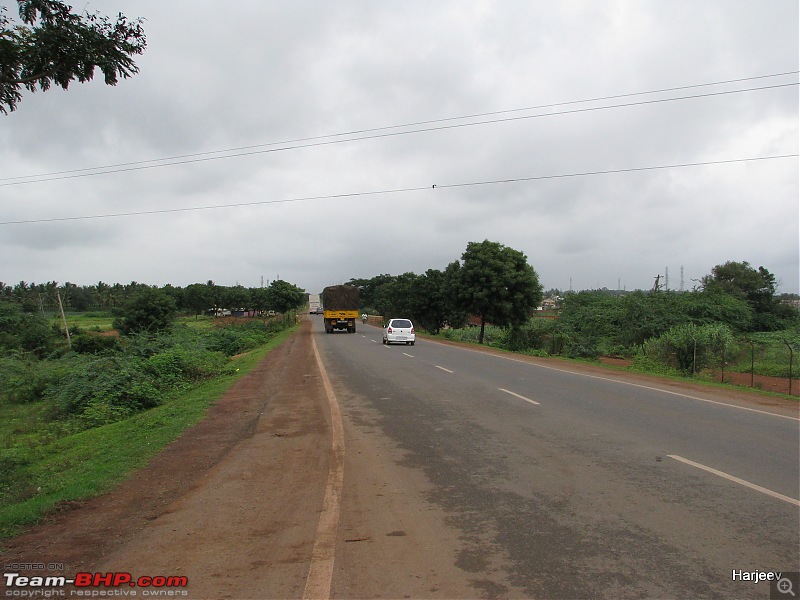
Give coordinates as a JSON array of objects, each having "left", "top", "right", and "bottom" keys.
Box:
[{"left": 314, "top": 317, "right": 800, "bottom": 599}]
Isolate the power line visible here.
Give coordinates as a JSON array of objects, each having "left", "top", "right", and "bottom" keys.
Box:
[
  {"left": 2, "top": 154, "right": 795, "bottom": 225},
  {"left": 1, "top": 75, "right": 797, "bottom": 186}
]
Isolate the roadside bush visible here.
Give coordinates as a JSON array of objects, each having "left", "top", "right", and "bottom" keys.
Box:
[
  {"left": 0, "top": 302, "right": 58, "bottom": 357},
  {"left": 644, "top": 323, "right": 735, "bottom": 374},
  {"left": 629, "top": 352, "right": 684, "bottom": 378},
  {"left": 113, "top": 289, "right": 177, "bottom": 335},
  {"left": 45, "top": 355, "right": 152, "bottom": 420},
  {"left": 497, "top": 319, "right": 551, "bottom": 352},
  {"left": 206, "top": 320, "right": 282, "bottom": 355},
  {"left": 143, "top": 346, "right": 230, "bottom": 384},
  {"left": 71, "top": 333, "right": 119, "bottom": 354},
  {"left": 0, "top": 355, "right": 72, "bottom": 404}
]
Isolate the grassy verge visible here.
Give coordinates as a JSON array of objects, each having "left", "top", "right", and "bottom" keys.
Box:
[{"left": 0, "top": 325, "right": 297, "bottom": 542}]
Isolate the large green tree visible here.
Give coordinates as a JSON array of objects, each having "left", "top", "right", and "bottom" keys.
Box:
[
  {"left": 450, "top": 240, "right": 543, "bottom": 344},
  {"left": 182, "top": 283, "right": 214, "bottom": 319},
  {"left": 267, "top": 279, "right": 305, "bottom": 314},
  {"left": 112, "top": 288, "right": 177, "bottom": 335},
  {"left": 0, "top": 0, "right": 146, "bottom": 114},
  {"left": 701, "top": 261, "right": 797, "bottom": 330}
]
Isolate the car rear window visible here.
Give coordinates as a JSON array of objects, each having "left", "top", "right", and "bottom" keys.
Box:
[{"left": 391, "top": 320, "right": 412, "bottom": 328}]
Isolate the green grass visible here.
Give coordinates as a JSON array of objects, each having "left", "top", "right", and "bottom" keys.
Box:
[
  {"left": 50, "top": 312, "right": 219, "bottom": 333},
  {"left": 178, "top": 314, "right": 217, "bottom": 329},
  {"left": 54, "top": 311, "right": 115, "bottom": 332},
  {"left": 0, "top": 325, "right": 297, "bottom": 542}
]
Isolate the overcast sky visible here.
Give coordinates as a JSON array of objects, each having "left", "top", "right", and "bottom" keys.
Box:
[{"left": 1, "top": 1, "right": 798, "bottom": 296}]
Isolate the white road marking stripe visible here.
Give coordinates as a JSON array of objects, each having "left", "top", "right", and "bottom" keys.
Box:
[
  {"left": 499, "top": 388, "right": 540, "bottom": 405},
  {"left": 402, "top": 353, "right": 414, "bottom": 358},
  {"left": 668, "top": 455, "right": 800, "bottom": 507},
  {"left": 436, "top": 366, "right": 454, "bottom": 373},
  {"left": 304, "top": 335, "right": 346, "bottom": 599}
]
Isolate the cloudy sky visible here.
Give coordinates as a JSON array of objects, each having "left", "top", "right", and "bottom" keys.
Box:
[{"left": 1, "top": 1, "right": 798, "bottom": 295}]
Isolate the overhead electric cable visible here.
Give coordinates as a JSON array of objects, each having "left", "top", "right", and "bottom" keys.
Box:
[
  {"left": 1, "top": 154, "right": 795, "bottom": 225},
  {"left": 1, "top": 73, "right": 797, "bottom": 186}
]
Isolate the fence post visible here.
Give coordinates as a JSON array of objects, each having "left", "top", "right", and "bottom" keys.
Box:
[{"left": 784, "top": 339, "right": 794, "bottom": 397}]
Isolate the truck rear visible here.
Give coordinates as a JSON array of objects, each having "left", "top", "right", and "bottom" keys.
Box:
[{"left": 322, "top": 285, "right": 360, "bottom": 333}]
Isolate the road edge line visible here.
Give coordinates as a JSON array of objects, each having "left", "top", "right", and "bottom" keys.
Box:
[
  {"left": 668, "top": 455, "right": 800, "bottom": 507},
  {"left": 422, "top": 338, "right": 799, "bottom": 421},
  {"left": 303, "top": 334, "right": 346, "bottom": 599},
  {"left": 498, "top": 388, "right": 540, "bottom": 405}
]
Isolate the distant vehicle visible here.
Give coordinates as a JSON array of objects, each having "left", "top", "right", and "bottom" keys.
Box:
[
  {"left": 322, "top": 285, "right": 359, "bottom": 333},
  {"left": 383, "top": 318, "right": 415, "bottom": 345},
  {"left": 267, "top": 310, "right": 276, "bottom": 317},
  {"left": 308, "top": 293, "right": 321, "bottom": 314},
  {"left": 314, "top": 306, "right": 324, "bottom": 314},
  {"left": 213, "top": 309, "right": 231, "bottom": 317}
]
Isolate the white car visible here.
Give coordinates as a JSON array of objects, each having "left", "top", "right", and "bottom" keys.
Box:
[{"left": 383, "top": 318, "right": 415, "bottom": 345}]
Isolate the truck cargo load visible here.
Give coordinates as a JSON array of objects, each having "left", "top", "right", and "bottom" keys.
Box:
[{"left": 322, "top": 285, "right": 360, "bottom": 333}]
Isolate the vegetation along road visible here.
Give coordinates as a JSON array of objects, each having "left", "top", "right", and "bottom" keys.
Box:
[{"left": 2, "top": 316, "right": 798, "bottom": 599}]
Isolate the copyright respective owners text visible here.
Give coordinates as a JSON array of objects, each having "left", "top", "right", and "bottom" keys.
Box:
[{"left": 3, "top": 565, "right": 191, "bottom": 598}]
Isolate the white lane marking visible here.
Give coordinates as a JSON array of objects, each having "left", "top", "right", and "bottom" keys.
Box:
[
  {"left": 499, "top": 388, "right": 540, "bottom": 405},
  {"left": 435, "top": 365, "right": 454, "bottom": 373},
  {"left": 402, "top": 353, "right": 414, "bottom": 358},
  {"left": 370, "top": 338, "right": 377, "bottom": 343},
  {"left": 304, "top": 335, "right": 346, "bottom": 599},
  {"left": 422, "top": 339, "right": 799, "bottom": 421},
  {"left": 668, "top": 455, "right": 800, "bottom": 507}
]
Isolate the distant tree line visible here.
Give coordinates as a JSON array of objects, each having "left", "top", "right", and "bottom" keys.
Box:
[{"left": 0, "top": 279, "right": 307, "bottom": 317}]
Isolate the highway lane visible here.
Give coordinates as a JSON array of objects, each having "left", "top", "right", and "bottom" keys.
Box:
[{"left": 314, "top": 317, "right": 800, "bottom": 599}]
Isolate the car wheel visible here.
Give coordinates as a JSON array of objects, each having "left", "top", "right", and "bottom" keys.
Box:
[{"left": 411, "top": 341, "right": 415, "bottom": 345}]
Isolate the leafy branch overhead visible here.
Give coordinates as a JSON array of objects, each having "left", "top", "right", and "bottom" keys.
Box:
[{"left": 0, "top": 0, "right": 146, "bottom": 114}]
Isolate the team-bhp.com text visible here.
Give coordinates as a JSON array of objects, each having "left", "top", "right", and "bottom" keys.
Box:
[{"left": 4, "top": 572, "right": 188, "bottom": 597}]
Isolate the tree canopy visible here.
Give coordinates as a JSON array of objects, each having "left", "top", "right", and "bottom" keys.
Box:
[
  {"left": 112, "top": 288, "right": 177, "bottom": 335},
  {"left": 701, "top": 261, "right": 793, "bottom": 330},
  {"left": 450, "top": 240, "right": 543, "bottom": 344},
  {"left": 0, "top": 0, "right": 146, "bottom": 114}
]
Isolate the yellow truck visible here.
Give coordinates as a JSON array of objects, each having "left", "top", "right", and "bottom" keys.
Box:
[{"left": 322, "top": 285, "right": 360, "bottom": 333}]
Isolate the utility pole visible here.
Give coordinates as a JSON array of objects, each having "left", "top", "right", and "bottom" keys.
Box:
[
  {"left": 57, "top": 291, "right": 71, "bottom": 350},
  {"left": 652, "top": 274, "right": 662, "bottom": 292}
]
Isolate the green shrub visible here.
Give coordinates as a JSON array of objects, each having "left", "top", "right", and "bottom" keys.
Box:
[
  {"left": 143, "top": 346, "right": 229, "bottom": 384},
  {"left": 0, "top": 356, "right": 73, "bottom": 404},
  {"left": 644, "top": 323, "right": 735, "bottom": 374},
  {"left": 113, "top": 289, "right": 177, "bottom": 335},
  {"left": 44, "top": 355, "right": 152, "bottom": 421},
  {"left": 71, "top": 333, "right": 119, "bottom": 354}
]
